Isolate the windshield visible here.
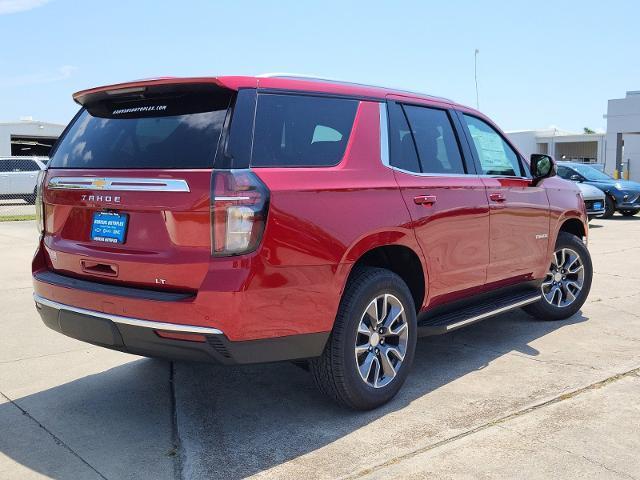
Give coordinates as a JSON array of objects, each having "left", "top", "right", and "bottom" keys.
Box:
[
  {"left": 50, "top": 89, "right": 232, "bottom": 169},
  {"left": 572, "top": 164, "right": 613, "bottom": 182}
]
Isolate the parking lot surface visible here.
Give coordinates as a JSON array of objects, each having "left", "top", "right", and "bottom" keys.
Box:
[{"left": 1, "top": 217, "right": 639, "bottom": 479}]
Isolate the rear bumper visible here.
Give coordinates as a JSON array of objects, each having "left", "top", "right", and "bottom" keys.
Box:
[
  {"left": 33, "top": 239, "right": 343, "bottom": 342},
  {"left": 34, "top": 294, "right": 328, "bottom": 364}
]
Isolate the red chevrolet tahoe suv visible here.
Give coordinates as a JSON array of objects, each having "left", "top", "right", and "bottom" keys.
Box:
[{"left": 32, "top": 75, "right": 592, "bottom": 409}]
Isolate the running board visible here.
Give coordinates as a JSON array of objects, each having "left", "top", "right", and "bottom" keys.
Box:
[{"left": 417, "top": 291, "right": 541, "bottom": 336}]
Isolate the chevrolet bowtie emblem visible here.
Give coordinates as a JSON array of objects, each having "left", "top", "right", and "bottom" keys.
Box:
[{"left": 92, "top": 179, "right": 107, "bottom": 189}]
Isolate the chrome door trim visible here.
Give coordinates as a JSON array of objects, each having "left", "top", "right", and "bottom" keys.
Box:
[
  {"left": 379, "top": 103, "right": 390, "bottom": 167},
  {"left": 48, "top": 177, "right": 190, "bottom": 192},
  {"left": 34, "top": 294, "right": 223, "bottom": 335}
]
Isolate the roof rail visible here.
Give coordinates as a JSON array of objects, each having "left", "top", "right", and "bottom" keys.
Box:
[{"left": 256, "top": 73, "right": 454, "bottom": 103}]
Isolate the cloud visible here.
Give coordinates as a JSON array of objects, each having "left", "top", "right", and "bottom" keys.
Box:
[
  {"left": 0, "top": 65, "right": 77, "bottom": 88},
  {"left": 0, "top": 0, "right": 50, "bottom": 15}
]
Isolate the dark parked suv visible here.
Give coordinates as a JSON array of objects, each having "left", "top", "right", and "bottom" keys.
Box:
[
  {"left": 32, "top": 75, "right": 592, "bottom": 409},
  {"left": 557, "top": 161, "right": 640, "bottom": 218}
]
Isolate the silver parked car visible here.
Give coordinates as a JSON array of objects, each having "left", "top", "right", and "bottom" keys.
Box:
[
  {"left": 0, "top": 157, "right": 47, "bottom": 204},
  {"left": 576, "top": 182, "right": 606, "bottom": 220}
]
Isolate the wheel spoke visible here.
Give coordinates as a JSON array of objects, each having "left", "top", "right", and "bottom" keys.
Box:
[
  {"left": 370, "top": 356, "right": 381, "bottom": 387},
  {"left": 566, "top": 280, "right": 582, "bottom": 293},
  {"left": 359, "top": 352, "right": 376, "bottom": 380},
  {"left": 378, "top": 348, "right": 397, "bottom": 380},
  {"left": 383, "top": 345, "right": 405, "bottom": 362},
  {"left": 389, "top": 321, "right": 408, "bottom": 336},
  {"left": 365, "top": 300, "right": 378, "bottom": 325},
  {"left": 358, "top": 320, "right": 372, "bottom": 337},
  {"left": 554, "top": 287, "right": 563, "bottom": 306},
  {"left": 355, "top": 343, "right": 370, "bottom": 355},
  {"left": 380, "top": 295, "right": 389, "bottom": 324},
  {"left": 566, "top": 254, "right": 580, "bottom": 271},
  {"left": 568, "top": 263, "right": 583, "bottom": 274},
  {"left": 382, "top": 304, "right": 404, "bottom": 329},
  {"left": 559, "top": 249, "right": 567, "bottom": 269},
  {"left": 564, "top": 286, "right": 576, "bottom": 303}
]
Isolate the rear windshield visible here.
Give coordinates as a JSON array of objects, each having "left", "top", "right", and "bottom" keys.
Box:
[
  {"left": 251, "top": 93, "right": 359, "bottom": 167},
  {"left": 50, "top": 90, "right": 231, "bottom": 169}
]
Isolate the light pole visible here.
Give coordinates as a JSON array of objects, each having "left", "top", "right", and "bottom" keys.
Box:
[{"left": 474, "top": 49, "right": 480, "bottom": 110}]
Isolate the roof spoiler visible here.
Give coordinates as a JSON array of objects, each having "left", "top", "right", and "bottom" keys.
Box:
[{"left": 72, "top": 77, "right": 231, "bottom": 106}]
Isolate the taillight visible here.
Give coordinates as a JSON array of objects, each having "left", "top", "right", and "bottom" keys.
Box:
[
  {"left": 211, "top": 170, "right": 269, "bottom": 256},
  {"left": 35, "top": 170, "right": 46, "bottom": 234}
]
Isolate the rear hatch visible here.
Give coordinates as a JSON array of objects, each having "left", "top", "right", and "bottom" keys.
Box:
[{"left": 42, "top": 82, "right": 234, "bottom": 292}]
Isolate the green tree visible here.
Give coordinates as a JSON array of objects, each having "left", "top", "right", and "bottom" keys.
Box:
[{"left": 583, "top": 127, "right": 596, "bottom": 134}]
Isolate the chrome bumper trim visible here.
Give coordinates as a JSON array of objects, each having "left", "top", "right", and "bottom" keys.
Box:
[{"left": 33, "top": 294, "right": 223, "bottom": 335}]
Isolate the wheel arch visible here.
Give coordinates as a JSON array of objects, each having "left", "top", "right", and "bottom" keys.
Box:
[
  {"left": 558, "top": 217, "right": 586, "bottom": 239},
  {"left": 340, "top": 237, "right": 427, "bottom": 313}
]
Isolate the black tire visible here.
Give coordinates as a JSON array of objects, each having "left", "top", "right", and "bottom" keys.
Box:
[
  {"left": 524, "top": 232, "right": 592, "bottom": 321},
  {"left": 620, "top": 209, "right": 639, "bottom": 217},
  {"left": 309, "top": 266, "right": 417, "bottom": 410},
  {"left": 601, "top": 196, "right": 615, "bottom": 219}
]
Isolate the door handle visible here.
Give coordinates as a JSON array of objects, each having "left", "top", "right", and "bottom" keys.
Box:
[
  {"left": 414, "top": 195, "right": 437, "bottom": 206},
  {"left": 489, "top": 193, "right": 506, "bottom": 203}
]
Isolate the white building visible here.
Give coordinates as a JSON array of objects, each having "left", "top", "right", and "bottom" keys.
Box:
[
  {"left": 507, "top": 91, "right": 640, "bottom": 182},
  {"left": 507, "top": 128, "right": 605, "bottom": 165},
  {"left": 0, "top": 119, "right": 65, "bottom": 157},
  {"left": 604, "top": 91, "right": 640, "bottom": 181}
]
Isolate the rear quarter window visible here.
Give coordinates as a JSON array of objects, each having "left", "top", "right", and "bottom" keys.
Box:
[{"left": 251, "top": 94, "right": 359, "bottom": 167}]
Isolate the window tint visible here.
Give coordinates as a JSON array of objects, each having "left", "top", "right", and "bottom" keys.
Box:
[
  {"left": 1, "top": 160, "right": 20, "bottom": 172},
  {"left": 387, "top": 102, "right": 420, "bottom": 172},
  {"left": 50, "top": 91, "right": 231, "bottom": 169},
  {"left": 252, "top": 94, "right": 358, "bottom": 167},
  {"left": 556, "top": 165, "right": 573, "bottom": 179},
  {"left": 403, "top": 105, "right": 465, "bottom": 174},
  {"left": 20, "top": 160, "right": 40, "bottom": 172},
  {"left": 463, "top": 115, "right": 522, "bottom": 176}
]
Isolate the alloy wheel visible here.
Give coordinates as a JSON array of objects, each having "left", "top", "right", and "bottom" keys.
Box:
[
  {"left": 354, "top": 294, "right": 409, "bottom": 388},
  {"left": 541, "top": 248, "right": 585, "bottom": 308}
]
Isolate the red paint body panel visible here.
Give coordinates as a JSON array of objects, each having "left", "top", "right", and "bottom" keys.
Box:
[
  {"left": 392, "top": 171, "right": 490, "bottom": 307},
  {"left": 481, "top": 177, "right": 551, "bottom": 285},
  {"left": 33, "top": 75, "right": 588, "bottom": 351}
]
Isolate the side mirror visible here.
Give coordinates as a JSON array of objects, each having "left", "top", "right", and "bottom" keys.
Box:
[
  {"left": 530, "top": 154, "right": 556, "bottom": 185},
  {"left": 569, "top": 174, "right": 583, "bottom": 182}
]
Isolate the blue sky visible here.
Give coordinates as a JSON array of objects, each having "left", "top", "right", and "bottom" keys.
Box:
[{"left": 1, "top": 0, "right": 638, "bottom": 132}]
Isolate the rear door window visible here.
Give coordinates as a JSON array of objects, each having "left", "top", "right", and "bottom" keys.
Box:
[
  {"left": 251, "top": 94, "right": 358, "bottom": 167},
  {"left": 403, "top": 105, "right": 466, "bottom": 174},
  {"left": 387, "top": 102, "right": 421, "bottom": 173},
  {"left": 49, "top": 89, "right": 232, "bottom": 169}
]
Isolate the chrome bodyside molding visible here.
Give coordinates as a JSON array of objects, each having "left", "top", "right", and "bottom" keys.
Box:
[
  {"left": 33, "top": 294, "right": 223, "bottom": 335},
  {"left": 48, "top": 177, "right": 190, "bottom": 192},
  {"left": 445, "top": 295, "right": 541, "bottom": 331},
  {"left": 379, "top": 103, "right": 390, "bottom": 168}
]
